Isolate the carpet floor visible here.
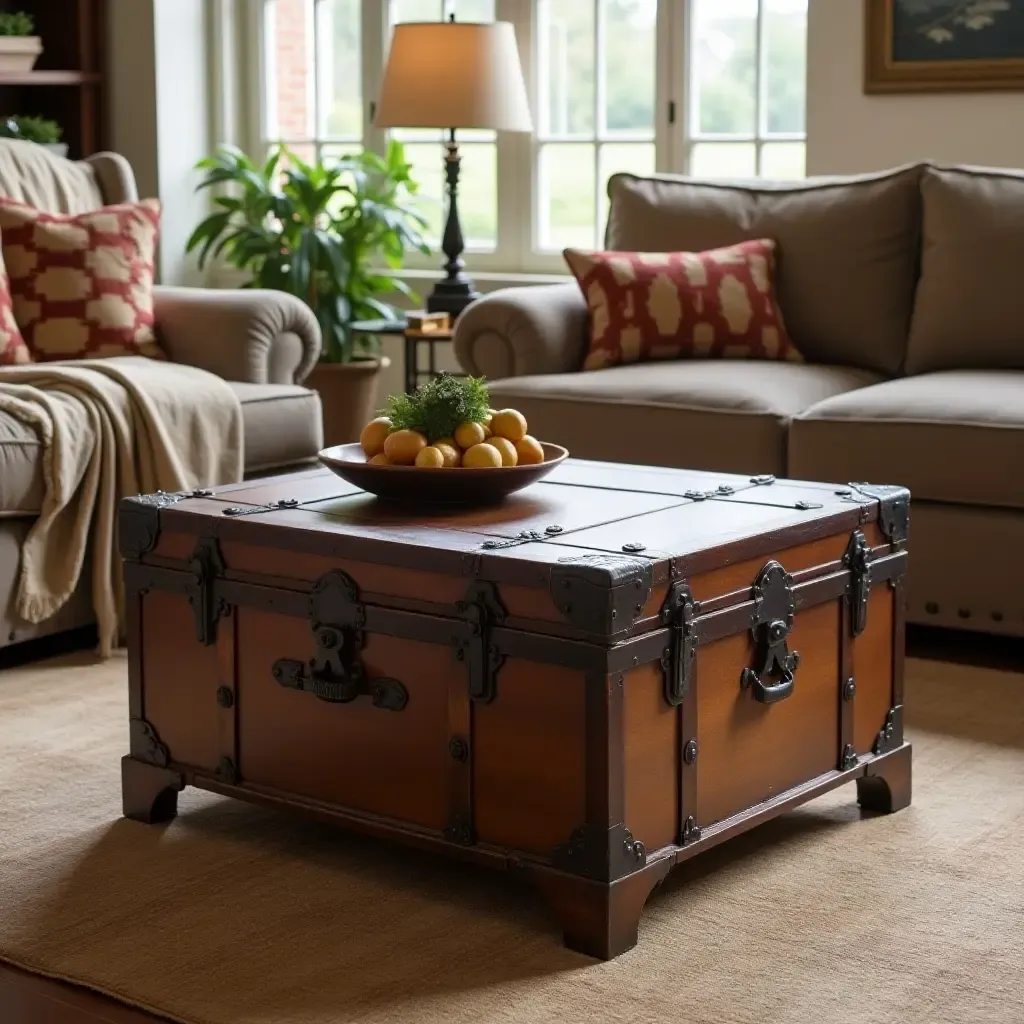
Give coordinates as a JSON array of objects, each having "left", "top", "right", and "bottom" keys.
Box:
[{"left": 0, "top": 652, "right": 1021, "bottom": 1024}]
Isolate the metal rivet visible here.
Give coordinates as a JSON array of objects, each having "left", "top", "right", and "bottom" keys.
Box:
[
  {"left": 683, "top": 739, "right": 698, "bottom": 765},
  {"left": 992, "top": 611, "right": 1004, "bottom": 622},
  {"left": 835, "top": 489, "right": 852, "bottom": 497},
  {"left": 622, "top": 542, "right": 646, "bottom": 553},
  {"left": 449, "top": 738, "right": 469, "bottom": 762},
  {"left": 482, "top": 540, "right": 498, "bottom": 549},
  {"left": 795, "top": 501, "right": 823, "bottom": 510},
  {"left": 192, "top": 488, "right": 213, "bottom": 498},
  {"left": 216, "top": 686, "right": 234, "bottom": 709},
  {"left": 545, "top": 524, "right": 563, "bottom": 535},
  {"left": 843, "top": 677, "right": 856, "bottom": 702},
  {"left": 925, "top": 602, "right": 939, "bottom": 615},
  {"left": 683, "top": 815, "right": 697, "bottom": 835},
  {"left": 957, "top": 608, "right": 971, "bottom": 620}
]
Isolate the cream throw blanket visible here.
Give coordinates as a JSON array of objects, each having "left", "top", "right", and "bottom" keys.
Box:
[{"left": 0, "top": 358, "right": 243, "bottom": 654}]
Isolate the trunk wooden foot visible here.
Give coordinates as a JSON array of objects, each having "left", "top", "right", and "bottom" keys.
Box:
[
  {"left": 857, "top": 742, "right": 912, "bottom": 814},
  {"left": 528, "top": 860, "right": 673, "bottom": 959},
  {"left": 121, "top": 755, "right": 184, "bottom": 824}
]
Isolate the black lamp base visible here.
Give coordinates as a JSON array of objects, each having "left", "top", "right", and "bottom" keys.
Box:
[{"left": 426, "top": 278, "right": 480, "bottom": 318}]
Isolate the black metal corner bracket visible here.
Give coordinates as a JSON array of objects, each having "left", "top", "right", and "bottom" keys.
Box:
[
  {"left": 844, "top": 530, "right": 872, "bottom": 637},
  {"left": 873, "top": 705, "right": 904, "bottom": 756},
  {"left": 661, "top": 579, "right": 697, "bottom": 707},
  {"left": 130, "top": 718, "right": 170, "bottom": 768},
  {"left": 553, "top": 822, "right": 647, "bottom": 882},
  {"left": 550, "top": 553, "right": 653, "bottom": 636},
  {"left": 454, "top": 581, "right": 506, "bottom": 704},
  {"left": 847, "top": 483, "right": 911, "bottom": 544},
  {"left": 118, "top": 491, "right": 189, "bottom": 560},
  {"left": 740, "top": 561, "right": 800, "bottom": 704}
]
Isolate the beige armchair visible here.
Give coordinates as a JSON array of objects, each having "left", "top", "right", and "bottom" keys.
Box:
[{"left": 0, "top": 139, "right": 325, "bottom": 648}]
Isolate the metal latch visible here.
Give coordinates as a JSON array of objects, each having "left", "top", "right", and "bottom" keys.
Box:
[
  {"left": 661, "top": 580, "right": 697, "bottom": 706},
  {"left": 454, "top": 581, "right": 506, "bottom": 704},
  {"left": 845, "top": 531, "right": 872, "bottom": 637}
]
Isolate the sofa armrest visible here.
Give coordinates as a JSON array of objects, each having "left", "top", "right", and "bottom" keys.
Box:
[
  {"left": 454, "top": 283, "right": 588, "bottom": 379},
  {"left": 153, "top": 287, "right": 322, "bottom": 385}
]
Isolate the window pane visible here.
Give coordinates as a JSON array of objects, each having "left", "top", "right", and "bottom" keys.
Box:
[
  {"left": 391, "top": 0, "right": 442, "bottom": 23},
  {"left": 457, "top": 142, "right": 497, "bottom": 250},
  {"left": 690, "top": 142, "right": 757, "bottom": 178},
  {"left": 692, "top": 0, "right": 756, "bottom": 136},
  {"left": 603, "top": 0, "right": 657, "bottom": 135},
  {"left": 402, "top": 143, "right": 445, "bottom": 245},
  {"left": 265, "top": 0, "right": 315, "bottom": 141},
  {"left": 453, "top": 0, "right": 495, "bottom": 20},
  {"left": 760, "top": 141, "right": 805, "bottom": 179},
  {"left": 598, "top": 142, "right": 655, "bottom": 235},
  {"left": 765, "top": 0, "right": 807, "bottom": 134},
  {"left": 318, "top": 0, "right": 362, "bottom": 139},
  {"left": 537, "top": 0, "right": 595, "bottom": 137},
  {"left": 538, "top": 143, "right": 596, "bottom": 251}
]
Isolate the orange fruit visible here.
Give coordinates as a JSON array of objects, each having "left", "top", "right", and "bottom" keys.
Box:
[
  {"left": 434, "top": 442, "right": 461, "bottom": 468},
  {"left": 415, "top": 446, "right": 445, "bottom": 468},
  {"left": 462, "top": 442, "right": 503, "bottom": 468},
  {"left": 514, "top": 435, "right": 545, "bottom": 465},
  {"left": 383, "top": 428, "right": 427, "bottom": 465},
  {"left": 490, "top": 409, "right": 528, "bottom": 442},
  {"left": 489, "top": 436, "right": 518, "bottom": 467},
  {"left": 454, "top": 420, "right": 486, "bottom": 449},
  {"left": 368, "top": 453, "right": 391, "bottom": 466},
  {"left": 360, "top": 416, "right": 392, "bottom": 457}
]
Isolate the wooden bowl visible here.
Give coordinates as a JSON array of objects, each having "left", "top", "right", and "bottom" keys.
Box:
[{"left": 318, "top": 442, "right": 569, "bottom": 504}]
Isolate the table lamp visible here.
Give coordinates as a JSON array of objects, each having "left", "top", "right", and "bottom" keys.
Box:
[{"left": 374, "top": 17, "right": 533, "bottom": 317}]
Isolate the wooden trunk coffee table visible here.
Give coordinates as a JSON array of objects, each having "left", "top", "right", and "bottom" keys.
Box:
[{"left": 118, "top": 459, "right": 912, "bottom": 959}]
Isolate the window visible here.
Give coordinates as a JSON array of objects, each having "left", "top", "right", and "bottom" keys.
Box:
[{"left": 255, "top": 0, "right": 807, "bottom": 273}]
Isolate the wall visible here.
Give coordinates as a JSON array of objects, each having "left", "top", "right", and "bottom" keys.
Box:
[
  {"left": 806, "top": 0, "right": 1024, "bottom": 175},
  {"left": 108, "top": 0, "right": 213, "bottom": 285}
]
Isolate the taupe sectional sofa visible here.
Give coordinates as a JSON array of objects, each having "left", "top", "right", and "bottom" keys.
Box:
[
  {"left": 455, "top": 163, "right": 1024, "bottom": 638},
  {"left": 0, "top": 141, "right": 324, "bottom": 649}
]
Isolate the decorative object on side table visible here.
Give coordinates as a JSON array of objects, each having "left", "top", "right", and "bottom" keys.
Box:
[
  {"left": 0, "top": 11, "right": 41, "bottom": 73},
  {"left": 374, "top": 16, "right": 532, "bottom": 317},
  {"left": 351, "top": 316, "right": 461, "bottom": 395},
  {"left": 866, "top": 0, "right": 1024, "bottom": 93},
  {"left": 188, "top": 143, "right": 430, "bottom": 446}
]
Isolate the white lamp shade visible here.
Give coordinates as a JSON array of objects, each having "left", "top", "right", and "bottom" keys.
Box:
[{"left": 374, "top": 21, "right": 533, "bottom": 133}]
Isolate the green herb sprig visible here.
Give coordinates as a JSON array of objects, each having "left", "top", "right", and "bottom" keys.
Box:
[
  {"left": 383, "top": 374, "right": 490, "bottom": 443},
  {"left": 0, "top": 12, "right": 35, "bottom": 36}
]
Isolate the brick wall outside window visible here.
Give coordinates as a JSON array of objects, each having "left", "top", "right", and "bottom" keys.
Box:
[{"left": 269, "top": 0, "right": 312, "bottom": 141}]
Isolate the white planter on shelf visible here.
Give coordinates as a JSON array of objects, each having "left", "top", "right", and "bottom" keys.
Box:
[{"left": 0, "top": 36, "right": 42, "bottom": 73}]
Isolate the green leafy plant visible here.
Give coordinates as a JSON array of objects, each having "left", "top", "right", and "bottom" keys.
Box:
[
  {"left": 0, "top": 115, "right": 62, "bottom": 145},
  {"left": 187, "top": 142, "right": 430, "bottom": 363},
  {"left": 0, "top": 12, "right": 35, "bottom": 36},
  {"left": 383, "top": 374, "right": 491, "bottom": 442}
]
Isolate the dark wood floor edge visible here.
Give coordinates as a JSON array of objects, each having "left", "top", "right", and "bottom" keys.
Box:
[
  {"left": 906, "top": 624, "right": 1024, "bottom": 673},
  {"left": 0, "top": 956, "right": 183, "bottom": 1024}
]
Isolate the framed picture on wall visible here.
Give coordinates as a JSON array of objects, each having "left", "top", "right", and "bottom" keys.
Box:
[{"left": 866, "top": 0, "right": 1024, "bottom": 92}]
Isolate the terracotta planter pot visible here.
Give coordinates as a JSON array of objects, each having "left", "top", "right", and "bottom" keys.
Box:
[
  {"left": 306, "top": 357, "right": 390, "bottom": 448},
  {"left": 0, "top": 37, "right": 42, "bottom": 73}
]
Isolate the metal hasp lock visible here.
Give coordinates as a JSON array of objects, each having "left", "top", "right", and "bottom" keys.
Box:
[
  {"left": 272, "top": 570, "right": 408, "bottom": 711},
  {"left": 661, "top": 579, "right": 697, "bottom": 706},
  {"left": 845, "top": 530, "right": 872, "bottom": 637},
  {"left": 740, "top": 561, "right": 800, "bottom": 704},
  {"left": 455, "top": 581, "right": 506, "bottom": 704}
]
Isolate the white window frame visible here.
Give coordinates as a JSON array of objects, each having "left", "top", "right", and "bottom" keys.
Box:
[{"left": 242, "top": 0, "right": 806, "bottom": 277}]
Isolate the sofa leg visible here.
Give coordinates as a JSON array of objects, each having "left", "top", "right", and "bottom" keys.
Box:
[{"left": 122, "top": 755, "right": 184, "bottom": 824}]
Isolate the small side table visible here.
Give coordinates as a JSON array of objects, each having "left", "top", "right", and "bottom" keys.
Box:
[{"left": 350, "top": 318, "right": 461, "bottom": 394}]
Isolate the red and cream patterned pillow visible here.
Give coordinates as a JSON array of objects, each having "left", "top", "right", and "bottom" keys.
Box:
[
  {"left": 0, "top": 246, "right": 30, "bottom": 365},
  {"left": 564, "top": 239, "right": 801, "bottom": 371},
  {"left": 0, "top": 198, "right": 163, "bottom": 362}
]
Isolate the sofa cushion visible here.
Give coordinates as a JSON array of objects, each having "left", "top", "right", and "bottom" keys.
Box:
[
  {"left": 230, "top": 381, "right": 323, "bottom": 473},
  {"left": 605, "top": 165, "right": 923, "bottom": 376},
  {"left": 789, "top": 371, "right": 1024, "bottom": 511},
  {"left": 564, "top": 240, "right": 800, "bottom": 371},
  {"left": 0, "top": 409, "right": 43, "bottom": 514},
  {"left": 488, "top": 361, "right": 880, "bottom": 477},
  {"left": 906, "top": 165, "right": 1024, "bottom": 374}
]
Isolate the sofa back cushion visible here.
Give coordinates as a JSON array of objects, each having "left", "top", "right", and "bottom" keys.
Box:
[
  {"left": 906, "top": 165, "right": 1024, "bottom": 374},
  {"left": 605, "top": 165, "right": 924, "bottom": 376}
]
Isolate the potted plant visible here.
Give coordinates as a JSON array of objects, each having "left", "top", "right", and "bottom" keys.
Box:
[
  {"left": 188, "top": 142, "right": 429, "bottom": 446},
  {"left": 0, "top": 12, "right": 42, "bottom": 73},
  {"left": 0, "top": 115, "right": 66, "bottom": 157}
]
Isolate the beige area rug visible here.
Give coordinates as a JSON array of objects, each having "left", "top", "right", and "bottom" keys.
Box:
[{"left": 0, "top": 654, "right": 1022, "bottom": 1024}]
